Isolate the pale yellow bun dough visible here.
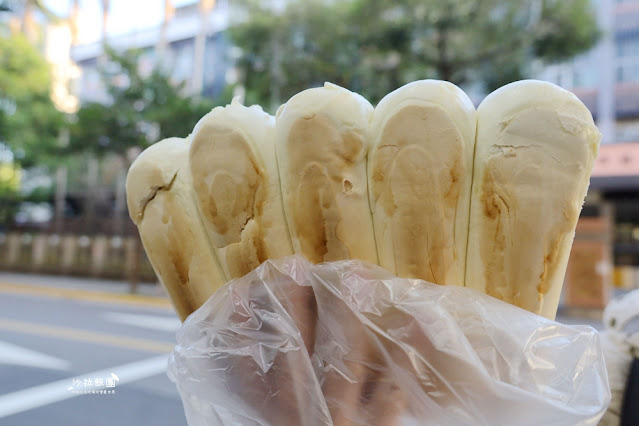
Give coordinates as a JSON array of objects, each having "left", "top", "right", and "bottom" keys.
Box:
[
  {"left": 466, "top": 80, "right": 601, "bottom": 319},
  {"left": 368, "top": 80, "right": 476, "bottom": 286},
  {"left": 126, "top": 137, "right": 227, "bottom": 321},
  {"left": 276, "top": 82, "right": 378, "bottom": 264},
  {"left": 189, "top": 98, "right": 294, "bottom": 279}
]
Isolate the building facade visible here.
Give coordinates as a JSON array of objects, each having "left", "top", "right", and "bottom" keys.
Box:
[
  {"left": 58, "top": 0, "right": 639, "bottom": 292},
  {"left": 538, "top": 0, "right": 639, "bottom": 144},
  {"left": 538, "top": 0, "right": 639, "bottom": 297},
  {"left": 69, "top": 0, "right": 234, "bottom": 104}
]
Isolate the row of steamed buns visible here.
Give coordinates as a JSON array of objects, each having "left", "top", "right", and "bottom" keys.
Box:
[{"left": 126, "top": 79, "right": 601, "bottom": 321}]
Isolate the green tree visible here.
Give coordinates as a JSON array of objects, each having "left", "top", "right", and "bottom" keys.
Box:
[
  {"left": 0, "top": 33, "right": 64, "bottom": 167},
  {"left": 0, "top": 33, "right": 64, "bottom": 227},
  {"left": 229, "top": 0, "right": 600, "bottom": 108},
  {"left": 68, "top": 47, "right": 219, "bottom": 162},
  {"left": 67, "top": 47, "right": 230, "bottom": 234}
]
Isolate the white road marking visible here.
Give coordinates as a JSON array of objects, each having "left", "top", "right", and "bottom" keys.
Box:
[
  {"left": 0, "top": 354, "right": 169, "bottom": 418},
  {"left": 0, "top": 341, "right": 70, "bottom": 371},
  {"left": 103, "top": 312, "right": 181, "bottom": 332}
]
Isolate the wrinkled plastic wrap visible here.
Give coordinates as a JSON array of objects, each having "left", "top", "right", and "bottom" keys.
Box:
[
  {"left": 599, "top": 289, "right": 639, "bottom": 425},
  {"left": 167, "top": 256, "right": 610, "bottom": 426}
]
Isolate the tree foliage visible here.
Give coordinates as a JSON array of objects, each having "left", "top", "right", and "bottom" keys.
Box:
[
  {"left": 68, "top": 47, "right": 218, "bottom": 163},
  {"left": 0, "top": 33, "right": 64, "bottom": 168},
  {"left": 229, "top": 0, "right": 600, "bottom": 109},
  {"left": 0, "top": 32, "right": 64, "bottom": 226}
]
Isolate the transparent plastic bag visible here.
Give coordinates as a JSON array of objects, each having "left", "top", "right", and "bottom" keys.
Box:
[
  {"left": 167, "top": 255, "right": 610, "bottom": 426},
  {"left": 599, "top": 289, "right": 639, "bottom": 425}
]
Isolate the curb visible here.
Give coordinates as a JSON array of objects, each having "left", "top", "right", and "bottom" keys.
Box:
[{"left": 0, "top": 281, "right": 172, "bottom": 309}]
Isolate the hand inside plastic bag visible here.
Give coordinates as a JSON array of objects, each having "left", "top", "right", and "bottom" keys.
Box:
[{"left": 168, "top": 256, "right": 610, "bottom": 426}]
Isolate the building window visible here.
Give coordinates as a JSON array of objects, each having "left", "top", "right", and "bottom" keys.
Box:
[
  {"left": 204, "top": 35, "right": 217, "bottom": 85},
  {"left": 617, "top": 36, "right": 639, "bottom": 58},
  {"left": 573, "top": 69, "right": 597, "bottom": 88},
  {"left": 169, "top": 40, "right": 195, "bottom": 85},
  {"left": 616, "top": 61, "right": 639, "bottom": 82},
  {"left": 616, "top": 120, "right": 639, "bottom": 143}
]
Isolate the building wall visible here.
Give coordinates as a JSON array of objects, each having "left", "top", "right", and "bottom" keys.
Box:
[
  {"left": 538, "top": 0, "right": 639, "bottom": 138},
  {"left": 69, "top": 1, "right": 233, "bottom": 103},
  {"left": 536, "top": 1, "right": 639, "bottom": 279}
]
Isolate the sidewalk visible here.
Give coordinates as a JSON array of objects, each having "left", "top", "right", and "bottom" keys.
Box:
[
  {"left": 555, "top": 312, "right": 604, "bottom": 330},
  {"left": 0, "top": 271, "right": 608, "bottom": 330},
  {"left": 0, "top": 272, "right": 163, "bottom": 297},
  {"left": 0, "top": 271, "right": 171, "bottom": 309}
]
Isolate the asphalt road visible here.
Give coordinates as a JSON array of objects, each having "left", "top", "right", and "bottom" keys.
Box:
[
  {"left": 0, "top": 274, "right": 607, "bottom": 426},
  {"left": 0, "top": 278, "right": 186, "bottom": 426}
]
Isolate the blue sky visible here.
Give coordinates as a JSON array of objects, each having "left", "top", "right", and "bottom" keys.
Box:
[{"left": 43, "top": 0, "right": 195, "bottom": 42}]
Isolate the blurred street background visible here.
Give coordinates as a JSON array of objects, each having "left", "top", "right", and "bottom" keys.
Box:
[
  {"left": 0, "top": 272, "right": 183, "bottom": 425},
  {"left": 0, "top": 0, "right": 638, "bottom": 424}
]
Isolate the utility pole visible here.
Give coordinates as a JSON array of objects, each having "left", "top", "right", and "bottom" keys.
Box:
[
  {"left": 157, "top": 0, "right": 175, "bottom": 67},
  {"left": 192, "top": 0, "right": 216, "bottom": 95},
  {"left": 113, "top": 161, "right": 126, "bottom": 236},
  {"left": 84, "top": 0, "right": 110, "bottom": 234},
  {"left": 53, "top": 0, "right": 80, "bottom": 235},
  {"left": 597, "top": 0, "right": 616, "bottom": 144},
  {"left": 54, "top": 129, "right": 69, "bottom": 234}
]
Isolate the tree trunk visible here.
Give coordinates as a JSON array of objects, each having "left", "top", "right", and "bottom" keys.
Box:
[
  {"left": 54, "top": 127, "right": 70, "bottom": 234},
  {"left": 85, "top": 156, "right": 99, "bottom": 233},
  {"left": 436, "top": 25, "right": 454, "bottom": 82},
  {"left": 270, "top": 32, "right": 282, "bottom": 111},
  {"left": 113, "top": 165, "right": 126, "bottom": 235},
  {"left": 128, "top": 235, "right": 140, "bottom": 294},
  {"left": 54, "top": 166, "right": 67, "bottom": 234}
]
